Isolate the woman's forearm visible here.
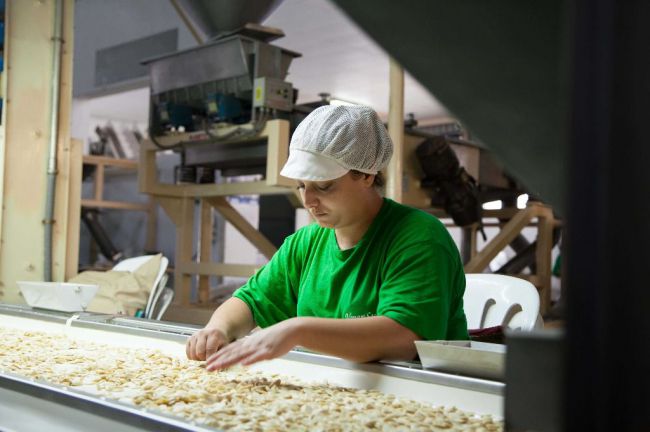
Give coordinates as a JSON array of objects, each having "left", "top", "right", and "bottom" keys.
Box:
[
  {"left": 290, "top": 316, "right": 419, "bottom": 362},
  {"left": 206, "top": 297, "right": 256, "bottom": 341}
]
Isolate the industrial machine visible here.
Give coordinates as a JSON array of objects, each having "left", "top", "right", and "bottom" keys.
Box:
[{"left": 143, "top": 0, "right": 306, "bottom": 183}]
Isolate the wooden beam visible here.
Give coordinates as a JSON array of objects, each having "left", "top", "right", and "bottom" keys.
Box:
[
  {"left": 51, "top": 3, "right": 76, "bottom": 282},
  {"left": 156, "top": 196, "right": 183, "bottom": 225},
  {"left": 198, "top": 199, "right": 212, "bottom": 303},
  {"left": 81, "top": 199, "right": 149, "bottom": 211},
  {"left": 148, "top": 183, "right": 185, "bottom": 197},
  {"left": 156, "top": 196, "right": 197, "bottom": 306},
  {"left": 535, "top": 205, "right": 555, "bottom": 314},
  {"left": 179, "top": 262, "right": 259, "bottom": 278},
  {"left": 0, "top": 0, "right": 75, "bottom": 300},
  {"left": 178, "top": 181, "right": 294, "bottom": 198},
  {"left": 265, "top": 119, "right": 293, "bottom": 187},
  {"left": 174, "top": 198, "right": 195, "bottom": 306},
  {"left": 93, "top": 163, "right": 104, "bottom": 201},
  {"left": 83, "top": 155, "right": 138, "bottom": 169},
  {"left": 145, "top": 196, "right": 158, "bottom": 252},
  {"left": 138, "top": 140, "right": 159, "bottom": 194},
  {"left": 464, "top": 204, "right": 539, "bottom": 273},
  {"left": 63, "top": 139, "right": 82, "bottom": 280},
  {"left": 469, "top": 224, "right": 478, "bottom": 259},
  {"left": 205, "top": 196, "right": 277, "bottom": 260},
  {"left": 386, "top": 57, "right": 404, "bottom": 203},
  {"left": 146, "top": 181, "right": 295, "bottom": 199}
]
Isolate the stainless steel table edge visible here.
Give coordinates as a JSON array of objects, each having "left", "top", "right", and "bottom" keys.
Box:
[
  {"left": 0, "top": 370, "right": 219, "bottom": 432},
  {"left": 283, "top": 350, "right": 505, "bottom": 396}
]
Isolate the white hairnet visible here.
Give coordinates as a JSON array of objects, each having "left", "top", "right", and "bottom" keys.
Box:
[{"left": 280, "top": 105, "right": 393, "bottom": 181}]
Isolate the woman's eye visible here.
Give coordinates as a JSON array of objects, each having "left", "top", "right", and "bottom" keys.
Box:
[{"left": 316, "top": 184, "right": 332, "bottom": 192}]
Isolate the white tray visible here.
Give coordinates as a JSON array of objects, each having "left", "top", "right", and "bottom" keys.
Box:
[
  {"left": 17, "top": 281, "right": 99, "bottom": 312},
  {"left": 415, "top": 340, "right": 506, "bottom": 380}
]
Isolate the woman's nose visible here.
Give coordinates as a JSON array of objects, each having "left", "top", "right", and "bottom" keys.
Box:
[{"left": 302, "top": 188, "right": 318, "bottom": 208}]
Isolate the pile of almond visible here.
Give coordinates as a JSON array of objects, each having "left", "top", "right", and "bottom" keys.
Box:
[{"left": 0, "top": 327, "right": 502, "bottom": 431}]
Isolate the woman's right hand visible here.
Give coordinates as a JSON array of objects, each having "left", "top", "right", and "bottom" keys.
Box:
[{"left": 186, "top": 327, "right": 230, "bottom": 361}]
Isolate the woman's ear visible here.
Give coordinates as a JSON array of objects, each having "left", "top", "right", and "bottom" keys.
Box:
[{"left": 363, "top": 174, "right": 375, "bottom": 188}]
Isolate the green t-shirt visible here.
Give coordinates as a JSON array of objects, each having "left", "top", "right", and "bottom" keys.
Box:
[{"left": 233, "top": 198, "right": 468, "bottom": 340}]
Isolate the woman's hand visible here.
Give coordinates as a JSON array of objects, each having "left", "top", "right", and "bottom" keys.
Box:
[
  {"left": 205, "top": 318, "right": 301, "bottom": 371},
  {"left": 186, "top": 327, "right": 230, "bottom": 361}
]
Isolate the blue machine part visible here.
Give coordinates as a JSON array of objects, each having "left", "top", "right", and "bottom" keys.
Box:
[
  {"left": 157, "top": 102, "right": 193, "bottom": 130},
  {"left": 0, "top": 22, "right": 4, "bottom": 46},
  {"left": 205, "top": 93, "right": 243, "bottom": 122}
]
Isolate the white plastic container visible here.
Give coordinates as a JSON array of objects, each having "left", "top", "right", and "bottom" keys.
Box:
[
  {"left": 17, "top": 281, "right": 99, "bottom": 312},
  {"left": 415, "top": 340, "right": 506, "bottom": 380}
]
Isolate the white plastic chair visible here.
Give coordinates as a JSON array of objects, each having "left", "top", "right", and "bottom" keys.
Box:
[
  {"left": 112, "top": 255, "right": 169, "bottom": 319},
  {"left": 464, "top": 274, "right": 543, "bottom": 331}
]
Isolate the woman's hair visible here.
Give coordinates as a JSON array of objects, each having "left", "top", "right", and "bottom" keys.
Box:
[{"left": 350, "top": 170, "right": 385, "bottom": 190}]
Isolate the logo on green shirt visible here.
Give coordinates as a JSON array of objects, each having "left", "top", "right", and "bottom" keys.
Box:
[{"left": 344, "top": 312, "right": 376, "bottom": 319}]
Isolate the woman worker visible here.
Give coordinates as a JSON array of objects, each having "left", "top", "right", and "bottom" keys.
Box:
[{"left": 186, "top": 105, "right": 468, "bottom": 371}]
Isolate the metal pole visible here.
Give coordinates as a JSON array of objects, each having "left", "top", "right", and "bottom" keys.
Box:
[{"left": 44, "top": 0, "right": 64, "bottom": 281}]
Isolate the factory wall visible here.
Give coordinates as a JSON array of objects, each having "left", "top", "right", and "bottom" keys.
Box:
[{"left": 72, "top": 0, "right": 197, "bottom": 97}]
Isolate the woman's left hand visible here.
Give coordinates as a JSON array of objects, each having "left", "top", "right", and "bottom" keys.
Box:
[{"left": 205, "top": 318, "right": 301, "bottom": 371}]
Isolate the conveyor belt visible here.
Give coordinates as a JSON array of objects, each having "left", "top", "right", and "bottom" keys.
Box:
[{"left": 0, "top": 304, "right": 504, "bottom": 431}]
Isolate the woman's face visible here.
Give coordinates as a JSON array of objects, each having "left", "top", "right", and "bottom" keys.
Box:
[{"left": 297, "top": 172, "right": 374, "bottom": 229}]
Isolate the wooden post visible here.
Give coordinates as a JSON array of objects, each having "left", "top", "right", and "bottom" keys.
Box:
[
  {"left": 93, "top": 163, "right": 104, "bottom": 201},
  {"left": 157, "top": 197, "right": 195, "bottom": 307},
  {"left": 205, "top": 197, "right": 277, "bottom": 260},
  {"left": 265, "top": 119, "right": 292, "bottom": 187},
  {"left": 386, "top": 57, "right": 404, "bottom": 202},
  {"left": 138, "top": 140, "right": 159, "bottom": 194},
  {"left": 536, "top": 206, "right": 555, "bottom": 314},
  {"left": 0, "top": 0, "right": 75, "bottom": 300},
  {"left": 470, "top": 224, "right": 479, "bottom": 259},
  {"left": 145, "top": 196, "right": 158, "bottom": 252},
  {"left": 198, "top": 199, "right": 212, "bottom": 303},
  {"left": 63, "top": 139, "right": 82, "bottom": 280},
  {"left": 175, "top": 198, "right": 195, "bottom": 306}
]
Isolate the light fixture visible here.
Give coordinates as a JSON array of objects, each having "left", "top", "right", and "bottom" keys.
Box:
[
  {"left": 517, "top": 194, "right": 529, "bottom": 209},
  {"left": 482, "top": 200, "right": 503, "bottom": 210}
]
